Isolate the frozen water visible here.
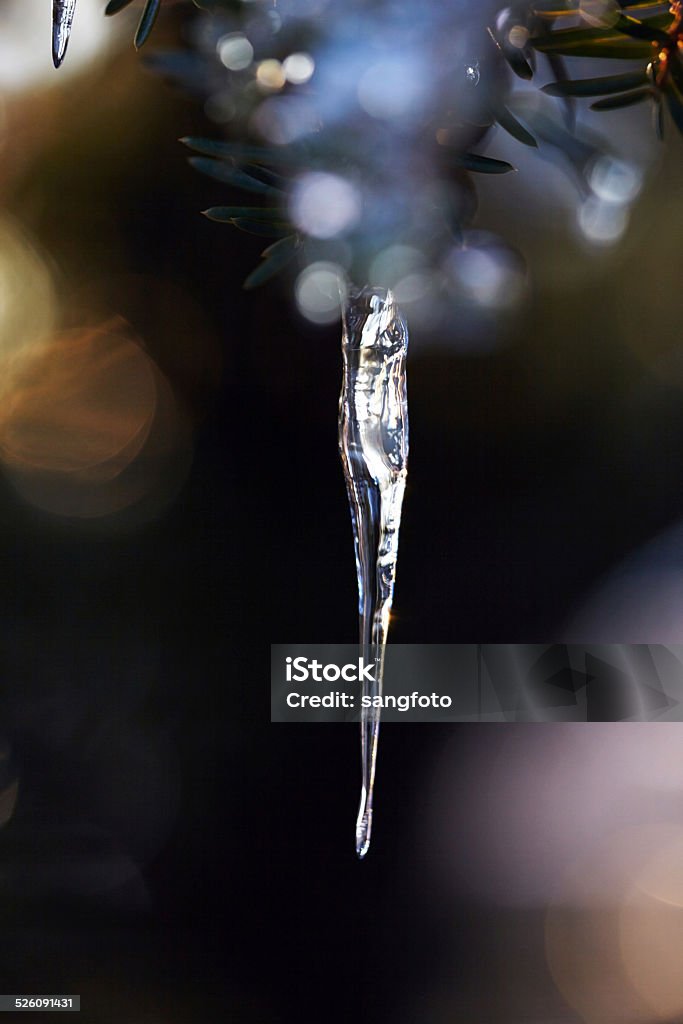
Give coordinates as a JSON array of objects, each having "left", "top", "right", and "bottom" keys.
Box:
[
  {"left": 52, "top": 0, "right": 77, "bottom": 67},
  {"left": 338, "top": 286, "right": 409, "bottom": 858}
]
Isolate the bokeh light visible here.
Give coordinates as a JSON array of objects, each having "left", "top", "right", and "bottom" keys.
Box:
[
  {"left": 256, "top": 59, "right": 286, "bottom": 92},
  {"left": 421, "top": 723, "right": 683, "bottom": 1021},
  {"left": 423, "top": 724, "right": 683, "bottom": 906},
  {"left": 589, "top": 156, "right": 643, "bottom": 205},
  {"left": 444, "top": 235, "right": 526, "bottom": 311},
  {"left": 217, "top": 33, "right": 254, "bottom": 72},
  {"left": 283, "top": 52, "right": 315, "bottom": 85},
  {"left": 0, "top": 325, "right": 157, "bottom": 476},
  {"left": 295, "top": 261, "right": 346, "bottom": 324},
  {"left": 577, "top": 197, "right": 630, "bottom": 245},
  {"left": 290, "top": 173, "right": 361, "bottom": 239},
  {"left": 0, "top": 322, "right": 191, "bottom": 521},
  {"left": 546, "top": 822, "right": 683, "bottom": 1024},
  {"left": 0, "top": 216, "right": 57, "bottom": 361}
]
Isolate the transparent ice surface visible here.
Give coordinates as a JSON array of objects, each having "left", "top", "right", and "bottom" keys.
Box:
[
  {"left": 52, "top": 0, "right": 77, "bottom": 67},
  {"left": 338, "top": 286, "right": 409, "bottom": 858}
]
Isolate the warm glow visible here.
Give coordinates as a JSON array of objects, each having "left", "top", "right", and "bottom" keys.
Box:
[{"left": 0, "top": 321, "right": 191, "bottom": 520}]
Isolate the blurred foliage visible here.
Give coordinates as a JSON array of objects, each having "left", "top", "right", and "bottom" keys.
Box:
[
  {"left": 104, "top": 0, "right": 161, "bottom": 50},
  {"left": 531, "top": 1, "right": 683, "bottom": 138},
  {"left": 56, "top": 1, "right": 683, "bottom": 288}
]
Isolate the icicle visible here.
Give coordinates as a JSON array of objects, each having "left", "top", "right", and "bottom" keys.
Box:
[
  {"left": 338, "top": 286, "right": 409, "bottom": 859},
  {"left": 52, "top": 0, "right": 77, "bottom": 68}
]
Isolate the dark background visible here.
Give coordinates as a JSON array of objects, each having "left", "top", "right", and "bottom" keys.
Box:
[{"left": 0, "top": 8, "right": 683, "bottom": 1022}]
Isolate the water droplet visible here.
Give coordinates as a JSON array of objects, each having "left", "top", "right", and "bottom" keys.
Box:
[{"left": 464, "top": 60, "right": 480, "bottom": 86}]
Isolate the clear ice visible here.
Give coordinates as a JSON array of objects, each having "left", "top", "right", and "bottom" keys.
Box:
[
  {"left": 52, "top": 0, "right": 77, "bottom": 68},
  {"left": 338, "top": 286, "right": 409, "bottom": 859}
]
